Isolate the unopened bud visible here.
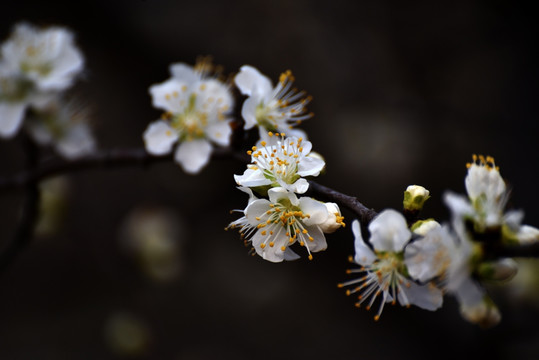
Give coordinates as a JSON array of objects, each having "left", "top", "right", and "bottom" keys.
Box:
[
  {"left": 478, "top": 258, "right": 518, "bottom": 282},
  {"left": 319, "top": 202, "right": 345, "bottom": 233},
  {"left": 403, "top": 185, "right": 430, "bottom": 212},
  {"left": 410, "top": 219, "right": 441, "bottom": 236},
  {"left": 460, "top": 297, "right": 501, "bottom": 329}
]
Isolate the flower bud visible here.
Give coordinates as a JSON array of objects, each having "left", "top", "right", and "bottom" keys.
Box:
[
  {"left": 478, "top": 258, "right": 518, "bottom": 282},
  {"left": 410, "top": 219, "right": 441, "bottom": 236},
  {"left": 319, "top": 202, "right": 345, "bottom": 233},
  {"left": 460, "top": 297, "right": 501, "bottom": 328},
  {"left": 403, "top": 185, "right": 430, "bottom": 212}
]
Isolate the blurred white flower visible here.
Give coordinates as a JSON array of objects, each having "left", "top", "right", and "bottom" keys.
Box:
[
  {"left": 105, "top": 312, "right": 151, "bottom": 356},
  {"left": 143, "top": 59, "right": 233, "bottom": 174},
  {"left": 122, "top": 207, "right": 183, "bottom": 282},
  {"left": 340, "top": 212, "right": 443, "bottom": 320},
  {"left": 234, "top": 134, "right": 325, "bottom": 194},
  {"left": 229, "top": 187, "right": 330, "bottom": 262},
  {"left": 25, "top": 97, "right": 96, "bottom": 159},
  {"left": 0, "top": 23, "right": 83, "bottom": 139},
  {"left": 1, "top": 22, "right": 84, "bottom": 91},
  {"left": 234, "top": 65, "right": 312, "bottom": 141},
  {"left": 405, "top": 224, "right": 470, "bottom": 290}
]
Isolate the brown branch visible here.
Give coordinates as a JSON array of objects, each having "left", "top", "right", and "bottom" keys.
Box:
[
  {"left": 1, "top": 146, "right": 539, "bottom": 265},
  {"left": 307, "top": 180, "right": 378, "bottom": 225},
  {"left": 0, "top": 147, "right": 248, "bottom": 193}
]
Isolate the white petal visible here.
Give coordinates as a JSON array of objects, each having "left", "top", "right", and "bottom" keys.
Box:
[
  {"left": 283, "top": 127, "right": 308, "bottom": 141},
  {"left": 318, "top": 202, "right": 342, "bottom": 234},
  {"left": 352, "top": 220, "right": 377, "bottom": 266},
  {"left": 194, "top": 79, "right": 234, "bottom": 115},
  {"left": 443, "top": 191, "right": 473, "bottom": 216},
  {"left": 234, "top": 65, "right": 273, "bottom": 97},
  {"left": 174, "top": 139, "right": 212, "bottom": 174},
  {"left": 453, "top": 277, "right": 484, "bottom": 307},
  {"left": 25, "top": 118, "right": 52, "bottom": 145},
  {"left": 237, "top": 186, "right": 258, "bottom": 206},
  {"left": 504, "top": 210, "right": 524, "bottom": 231},
  {"left": 299, "top": 197, "right": 329, "bottom": 226},
  {"left": 297, "top": 155, "right": 325, "bottom": 177},
  {"left": 149, "top": 79, "right": 190, "bottom": 113},
  {"left": 245, "top": 198, "right": 271, "bottom": 225},
  {"left": 303, "top": 225, "right": 327, "bottom": 252},
  {"left": 268, "top": 187, "right": 299, "bottom": 206},
  {"left": 251, "top": 230, "right": 288, "bottom": 263},
  {"left": 169, "top": 63, "right": 199, "bottom": 84},
  {"left": 234, "top": 168, "right": 271, "bottom": 187},
  {"left": 241, "top": 96, "right": 259, "bottom": 130},
  {"left": 368, "top": 209, "right": 411, "bottom": 252},
  {"left": 283, "top": 248, "right": 300, "bottom": 261},
  {"left": 206, "top": 120, "right": 231, "bottom": 147},
  {"left": 288, "top": 178, "right": 310, "bottom": 194},
  {"left": 0, "top": 102, "right": 26, "bottom": 138},
  {"left": 143, "top": 120, "right": 178, "bottom": 155},
  {"left": 515, "top": 225, "right": 539, "bottom": 244},
  {"left": 56, "top": 123, "right": 96, "bottom": 159},
  {"left": 399, "top": 282, "right": 443, "bottom": 311}
]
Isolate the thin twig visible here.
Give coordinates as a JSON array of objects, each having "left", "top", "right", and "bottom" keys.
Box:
[
  {"left": 0, "top": 146, "right": 538, "bottom": 265},
  {"left": 0, "top": 135, "right": 40, "bottom": 274}
]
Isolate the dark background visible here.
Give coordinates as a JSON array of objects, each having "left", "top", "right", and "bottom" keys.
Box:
[{"left": 1, "top": 0, "right": 538, "bottom": 359}]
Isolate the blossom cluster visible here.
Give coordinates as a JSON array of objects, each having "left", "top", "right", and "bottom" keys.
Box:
[
  {"left": 0, "top": 23, "right": 95, "bottom": 158},
  {"left": 2, "top": 22, "right": 538, "bottom": 329},
  {"left": 340, "top": 157, "right": 539, "bottom": 326}
]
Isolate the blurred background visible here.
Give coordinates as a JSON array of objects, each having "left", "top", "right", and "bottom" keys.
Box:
[{"left": 1, "top": 0, "right": 538, "bottom": 358}]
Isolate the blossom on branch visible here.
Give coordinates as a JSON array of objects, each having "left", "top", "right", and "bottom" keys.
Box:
[
  {"left": 234, "top": 134, "right": 325, "bottom": 194},
  {"left": 25, "top": 97, "right": 96, "bottom": 159},
  {"left": 228, "top": 187, "right": 332, "bottom": 263},
  {"left": 339, "top": 212, "right": 443, "bottom": 320},
  {"left": 0, "top": 23, "right": 84, "bottom": 138},
  {"left": 143, "top": 58, "right": 233, "bottom": 174},
  {"left": 234, "top": 65, "right": 312, "bottom": 141},
  {"left": 444, "top": 155, "right": 539, "bottom": 244}
]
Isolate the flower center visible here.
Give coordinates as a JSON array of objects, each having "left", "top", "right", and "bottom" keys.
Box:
[
  {"left": 168, "top": 93, "right": 208, "bottom": 140},
  {"left": 247, "top": 134, "right": 304, "bottom": 186},
  {"left": 254, "top": 198, "right": 317, "bottom": 260}
]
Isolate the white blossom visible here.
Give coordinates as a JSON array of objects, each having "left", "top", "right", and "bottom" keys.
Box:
[
  {"left": 340, "top": 212, "right": 443, "bottom": 320},
  {"left": 445, "top": 155, "right": 539, "bottom": 244},
  {"left": 234, "top": 134, "right": 325, "bottom": 194},
  {"left": 234, "top": 65, "right": 312, "bottom": 141},
  {"left": 143, "top": 60, "right": 233, "bottom": 174},
  {"left": 25, "top": 98, "right": 96, "bottom": 159},
  {"left": 0, "top": 23, "right": 83, "bottom": 139},
  {"left": 404, "top": 224, "right": 470, "bottom": 289},
  {"left": 0, "top": 23, "right": 84, "bottom": 91},
  {"left": 228, "top": 187, "right": 330, "bottom": 263}
]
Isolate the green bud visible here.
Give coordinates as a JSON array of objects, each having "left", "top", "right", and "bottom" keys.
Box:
[{"left": 403, "top": 185, "right": 430, "bottom": 212}]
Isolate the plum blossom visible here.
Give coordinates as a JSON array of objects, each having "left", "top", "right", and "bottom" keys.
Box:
[
  {"left": 228, "top": 187, "right": 330, "bottom": 263},
  {"left": 0, "top": 23, "right": 84, "bottom": 138},
  {"left": 143, "top": 59, "right": 233, "bottom": 174},
  {"left": 234, "top": 65, "right": 312, "bottom": 141},
  {"left": 339, "top": 211, "right": 443, "bottom": 320},
  {"left": 445, "top": 155, "right": 539, "bottom": 244},
  {"left": 25, "top": 97, "right": 95, "bottom": 159},
  {"left": 234, "top": 134, "right": 325, "bottom": 194}
]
